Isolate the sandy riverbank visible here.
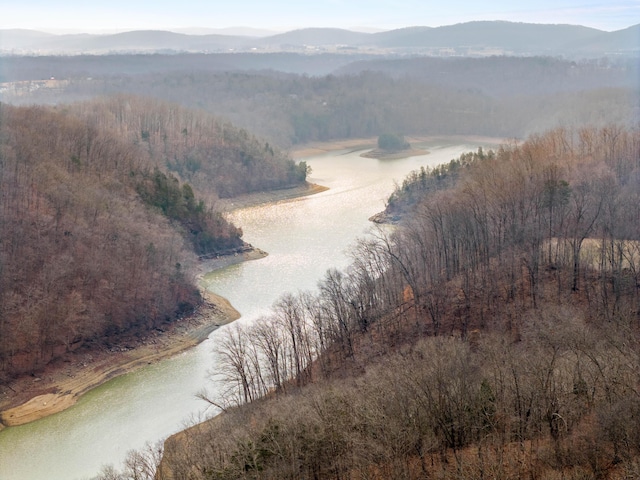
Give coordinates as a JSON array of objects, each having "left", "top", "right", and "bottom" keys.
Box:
[
  {"left": 289, "top": 134, "right": 506, "bottom": 159},
  {"left": 215, "top": 182, "right": 328, "bottom": 212},
  {"left": 289, "top": 137, "right": 378, "bottom": 158}
]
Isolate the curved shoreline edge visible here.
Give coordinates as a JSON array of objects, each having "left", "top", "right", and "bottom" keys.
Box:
[
  {"left": 0, "top": 184, "right": 325, "bottom": 429},
  {"left": 0, "top": 287, "right": 243, "bottom": 429}
]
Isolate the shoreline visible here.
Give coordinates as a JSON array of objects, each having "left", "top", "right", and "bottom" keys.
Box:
[
  {"left": 0, "top": 288, "right": 242, "bottom": 429},
  {"left": 215, "top": 182, "right": 328, "bottom": 212},
  {"left": 0, "top": 188, "right": 313, "bottom": 428}
]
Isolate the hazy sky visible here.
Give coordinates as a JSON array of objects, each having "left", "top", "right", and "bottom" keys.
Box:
[{"left": 2, "top": 0, "right": 639, "bottom": 33}]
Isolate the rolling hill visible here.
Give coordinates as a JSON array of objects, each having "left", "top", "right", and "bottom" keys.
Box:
[{"left": 1, "top": 21, "right": 638, "bottom": 57}]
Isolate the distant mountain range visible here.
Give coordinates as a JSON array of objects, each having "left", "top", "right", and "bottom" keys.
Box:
[{"left": 1, "top": 21, "right": 638, "bottom": 57}]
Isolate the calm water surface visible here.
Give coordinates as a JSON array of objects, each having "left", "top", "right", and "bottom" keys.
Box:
[{"left": 0, "top": 140, "right": 493, "bottom": 479}]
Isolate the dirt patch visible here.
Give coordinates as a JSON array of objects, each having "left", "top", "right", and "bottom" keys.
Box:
[
  {"left": 215, "top": 182, "right": 328, "bottom": 212},
  {"left": 290, "top": 138, "right": 378, "bottom": 158},
  {"left": 290, "top": 135, "right": 507, "bottom": 160}
]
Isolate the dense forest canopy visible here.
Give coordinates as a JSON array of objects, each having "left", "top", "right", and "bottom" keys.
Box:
[
  {"left": 151, "top": 125, "right": 640, "bottom": 480},
  {"left": 0, "top": 98, "right": 308, "bottom": 378},
  {"left": 380, "top": 147, "right": 493, "bottom": 222}
]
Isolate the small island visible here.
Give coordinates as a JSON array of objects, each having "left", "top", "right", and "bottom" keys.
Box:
[{"left": 361, "top": 133, "right": 429, "bottom": 160}]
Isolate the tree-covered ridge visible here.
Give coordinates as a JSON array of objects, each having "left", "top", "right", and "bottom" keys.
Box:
[
  {"left": 153, "top": 125, "right": 640, "bottom": 480},
  {"left": 72, "top": 96, "right": 308, "bottom": 198},
  {"left": 0, "top": 103, "right": 199, "bottom": 378},
  {"left": 0, "top": 98, "right": 307, "bottom": 379},
  {"left": 382, "top": 147, "right": 493, "bottom": 222},
  {"left": 135, "top": 168, "right": 242, "bottom": 255}
]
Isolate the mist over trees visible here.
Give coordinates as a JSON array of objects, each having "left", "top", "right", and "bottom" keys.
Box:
[
  {"left": 151, "top": 124, "right": 640, "bottom": 480},
  {"left": 3, "top": 56, "right": 637, "bottom": 148}
]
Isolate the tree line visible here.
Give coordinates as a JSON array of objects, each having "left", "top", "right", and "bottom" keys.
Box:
[
  {"left": 70, "top": 95, "right": 309, "bottom": 198},
  {"left": 144, "top": 124, "right": 640, "bottom": 480},
  {"left": 0, "top": 97, "right": 308, "bottom": 379},
  {"left": 380, "top": 148, "right": 488, "bottom": 222},
  {"left": 5, "top": 57, "right": 637, "bottom": 148}
]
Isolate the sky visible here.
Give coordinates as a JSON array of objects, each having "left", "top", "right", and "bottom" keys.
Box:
[{"left": 1, "top": 0, "right": 639, "bottom": 33}]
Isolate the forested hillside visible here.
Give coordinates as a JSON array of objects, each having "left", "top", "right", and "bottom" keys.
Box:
[
  {"left": 67, "top": 96, "right": 308, "bottom": 198},
  {"left": 0, "top": 98, "right": 307, "bottom": 379},
  {"left": 375, "top": 148, "right": 487, "bottom": 223},
  {"left": 153, "top": 125, "right": 640, "bottom": 480}
]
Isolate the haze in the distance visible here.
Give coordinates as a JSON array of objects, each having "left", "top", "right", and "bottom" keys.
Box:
[{"left": 4, "top": 0, "right": 639, "bottom": 33}]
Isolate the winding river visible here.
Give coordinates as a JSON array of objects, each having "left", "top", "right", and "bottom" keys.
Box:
[{"left": 0, "top": 138, "right": 494, "bottom": 480}]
